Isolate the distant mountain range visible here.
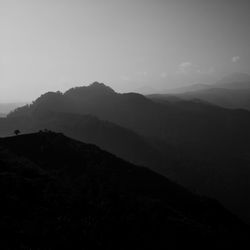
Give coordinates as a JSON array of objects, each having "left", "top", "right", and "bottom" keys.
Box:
[
  {"left": 0, "top": 132, "right": 248, "bottom": 249},
  {"left": 0, "top": 102, "right": 27, "bottom": 115},
  {"left": 217, "top": 72, "right": 250, "bottom": 87},
  {"left": 2, "top": 81, "right": 250, "bottom": 222},
  {"left": 151, "top": 73, "right": 250, "bottom": 110}
]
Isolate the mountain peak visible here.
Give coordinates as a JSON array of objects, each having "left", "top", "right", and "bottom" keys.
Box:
[
  {"left": 64, "top": 82, "right": 115, "bottom": 99},
  {"left": 88, "top": 81, "right": 115, "bottom": 92},
  {"left": 90, "top": 81, "right": 106, "bottom": 86}
]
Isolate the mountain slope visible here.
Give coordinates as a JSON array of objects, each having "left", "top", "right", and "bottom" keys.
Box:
[
  {"left": 0, "top": 132, "right": 248, "bottom": 249},
  {"left": 0, "top": 112, "right": 170, "bottom": 175}
]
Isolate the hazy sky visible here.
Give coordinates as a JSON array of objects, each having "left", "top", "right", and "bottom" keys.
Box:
[{"left": 1, "top": 0, "right": 250, "bottom": 101}]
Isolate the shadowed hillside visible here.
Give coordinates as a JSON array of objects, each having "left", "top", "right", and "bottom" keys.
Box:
[{"left": 0, "top": 132, "right": 249, "bottom": 249}]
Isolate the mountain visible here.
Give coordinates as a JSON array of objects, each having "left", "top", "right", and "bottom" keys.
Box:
[
  {"left": 165, "top": 83, "right": 212, "bottom": 94},
  {"left": 0, "top": 132, "right": 248, "bottom": 249},
  {"left": 5, "top": 82, "right": 250, "bottom": 222},
  {"left": 0, "top": 102, "right": 26, "bottom": 115},
  {"left": 8, "top": 82, "right": 249, "bottom": 142},
  {"left": 165, "top": 73, "right": 250, "bottom": 94},
  {"left": 155, "top": 73, "right": 250, "bottom": 110},
  {"left": 9, "top": 82, "right": 250, "bottom": 152},
  {"left": 162, "top": 88, "right": 250, "bottom": 110}
]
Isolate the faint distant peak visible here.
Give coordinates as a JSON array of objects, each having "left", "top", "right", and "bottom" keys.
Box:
[
  {"left": 215, "top": 73, "right": 250, "bottom": 90},
  {"left": 218, "top": 73, "right": 250, "bottom": 84},
  {"left": 165, "top": 83, "right": 211, "bottom": 94}
]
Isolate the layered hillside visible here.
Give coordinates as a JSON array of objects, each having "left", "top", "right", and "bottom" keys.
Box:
[{"left": 4, "top": 82, "right": 250, "bottom": 221}]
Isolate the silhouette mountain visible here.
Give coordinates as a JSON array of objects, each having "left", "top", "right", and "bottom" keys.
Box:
[
  {"left": 0, "top": 132, "right": 248, "bottom": 249},
  {"left": 8, "top": 82, "right": 163, "bottom": 138},
  {"left": 4, "top": 82, "right": 250, "bottom": 222},
  {"left": 8, "top": 82, "right": 250, "bottom": 152}
]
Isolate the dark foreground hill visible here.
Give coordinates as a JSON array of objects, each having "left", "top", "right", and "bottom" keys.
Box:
[{"left": 0, "top": 132, "right": 248, "bottom": 249}]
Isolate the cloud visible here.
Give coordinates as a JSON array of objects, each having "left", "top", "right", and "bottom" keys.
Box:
[
  {"left": 232, "top": 56, "right": 240, "bottom": 63},
  {"left": 177, "top": 62, "right": 193, "bottom": 74}
]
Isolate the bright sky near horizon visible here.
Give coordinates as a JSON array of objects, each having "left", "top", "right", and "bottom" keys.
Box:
[{"left": 1, "top": 0, "right": 250, "bottom": 101}]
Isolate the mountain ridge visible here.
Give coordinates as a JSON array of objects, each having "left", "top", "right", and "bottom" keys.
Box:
[{"left": 4, "top": 82, "right": 250, "bottom": 222}]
